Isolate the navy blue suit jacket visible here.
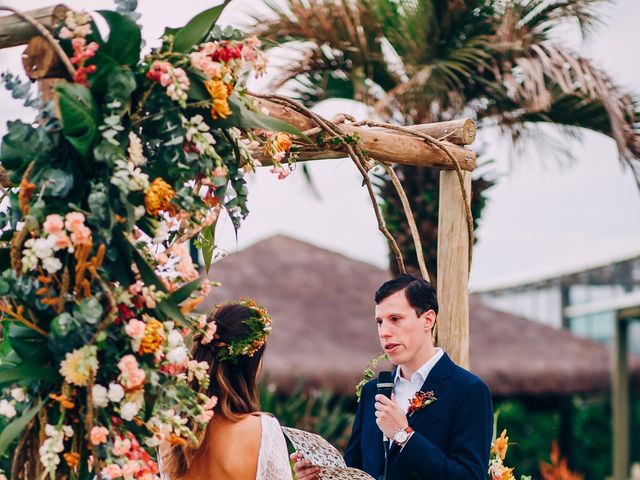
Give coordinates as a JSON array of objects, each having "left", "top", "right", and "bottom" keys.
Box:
[{"left": 344, "top": 353, "right": 493, "bottom": 480}]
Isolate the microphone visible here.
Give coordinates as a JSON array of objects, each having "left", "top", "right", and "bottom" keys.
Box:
[{"left": 377, "top": 371, "right": 394, "bottom": 452}]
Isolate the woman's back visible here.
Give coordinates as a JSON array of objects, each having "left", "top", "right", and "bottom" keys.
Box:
[{"left": 160, "top": 414, "right": 292, "bottom": 480}]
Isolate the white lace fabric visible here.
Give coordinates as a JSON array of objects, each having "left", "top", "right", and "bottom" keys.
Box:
[
  {"left": 157, "top": 414, "right": 292, "bottom": 480},
  {"left": 257, "top": 414, "right": 294, "bottom": 480}
]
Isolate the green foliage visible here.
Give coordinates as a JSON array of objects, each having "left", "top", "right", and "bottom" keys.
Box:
[
  {"left": 56, "top": 82, "right": 99, "bottom": 157},
  {"left": 172, "top": 2, "right": 231, "bottom": 52},
  {"left": 0, "top": 401, "right": 44, "bottom": 458}
]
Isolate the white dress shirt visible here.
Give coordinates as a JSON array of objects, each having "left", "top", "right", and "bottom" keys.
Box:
[{"left": 393, "top": 348, "right": 444, "bottom": 413}]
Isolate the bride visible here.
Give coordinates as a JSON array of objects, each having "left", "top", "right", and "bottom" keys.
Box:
[{"left": 159, "top": 300, "right": 293, "bottom": 480}]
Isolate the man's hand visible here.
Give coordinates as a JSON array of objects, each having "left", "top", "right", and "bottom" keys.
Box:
[
  {"left": 374, "top": 394, "right": 409, "bottom": 440},
  {"left": 290, "top": 452, "right": 322, "bottom": 480}
]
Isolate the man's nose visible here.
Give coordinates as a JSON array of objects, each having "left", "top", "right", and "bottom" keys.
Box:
[{"left": 378, "top": 321, "right": 391, "bottom": 338}]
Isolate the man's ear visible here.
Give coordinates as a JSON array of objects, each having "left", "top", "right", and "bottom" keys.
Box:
[{"left": 421, "top": 309, "right": 436, "bottom": 332}]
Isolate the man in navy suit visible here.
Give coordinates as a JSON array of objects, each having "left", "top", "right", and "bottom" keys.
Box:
[{"left": 293, "top": 274, "right": 493, "bottom": 480}]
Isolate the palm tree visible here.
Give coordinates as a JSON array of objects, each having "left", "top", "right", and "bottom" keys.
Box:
[{"left": 249, "top": 0, "right": 640, "bottom": 286}]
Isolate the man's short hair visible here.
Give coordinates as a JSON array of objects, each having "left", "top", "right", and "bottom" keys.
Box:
[{"left": 375, "top": 274, "right": 439, "bottom": 317}]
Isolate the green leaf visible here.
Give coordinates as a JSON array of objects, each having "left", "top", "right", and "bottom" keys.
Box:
[
  {"left": 56, "top": 82, "right": 98, "bottom": 156},
  {"left": 96, "top": 10, "right": 142, "bottom": 66},
  {"left": 74, "top": 297, "right": 103, "bottom": 325},
  {"left": 173, "top": 2, "right": 231, "bottom": 53},
  {"left": 40, "top": 168, "right": 74, "bottom": 198},
  {"left": 8, "top": 324, "right": 49, "bottom": 364},
  {"left": 166, "top": 277, "right": 202, "bottom": 306},
  {"left": 202, "top": 223, "right": 215, "bottom": 273},
  {"left": 0, "top": 400, "right": 45, "bottom": 458},
  {"left": 0, "top": 363, "right": 56, "bottom": 389},
  {"left": 225, "top": 95, "right": 310, "bottom": 141}
]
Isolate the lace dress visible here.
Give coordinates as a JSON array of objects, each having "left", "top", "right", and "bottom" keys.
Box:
[{"left": 157, "top": 414, "right": 292, "bottom": 480}]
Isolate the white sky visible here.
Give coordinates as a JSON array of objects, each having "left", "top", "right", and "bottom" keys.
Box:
[{"left": 1, "top": 0, "right": 639, "bottom": 289}]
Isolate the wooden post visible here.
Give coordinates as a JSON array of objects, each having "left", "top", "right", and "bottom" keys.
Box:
[
  {"left": 436, "top": 170, "right": 472, "bottom": 368},
  {"left": 612, "top": 315, "right": 629, "bottom": 480}
]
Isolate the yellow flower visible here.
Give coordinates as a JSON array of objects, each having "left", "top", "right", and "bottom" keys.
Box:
[
  {"left": 59, "top": 345, "right": 98, "bottom": 387},
  {"left": 274, "top": 132, "right": 292, "bottom": 153},
  {"left": 204, "top": 79, "right": 232, "bottom": 119},
  {"left": 145, "top": 177, "right": 176, "bottom": 216},
  {"left": 492, "top": 429, "right": 509, "bottom": 460},
  {"left": 140, "top": 318, "right": 165, "bottom": 354}
]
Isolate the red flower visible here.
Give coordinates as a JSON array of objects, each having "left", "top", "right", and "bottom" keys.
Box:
[{"left": 407, "top": 390, "right": 437, "bottom": 416}]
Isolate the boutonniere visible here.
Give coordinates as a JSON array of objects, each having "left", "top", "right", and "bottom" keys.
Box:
[{"left": 407, "top": 390, "right": 437, "bottom": 416}]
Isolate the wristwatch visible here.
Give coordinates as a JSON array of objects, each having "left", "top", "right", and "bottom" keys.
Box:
[{"left": 392, "top": 426, "right": 414, "bottom": 446}]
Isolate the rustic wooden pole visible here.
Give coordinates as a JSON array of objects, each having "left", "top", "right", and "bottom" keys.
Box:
[
  {"left": 612, "top": 314, "right": 630, "bottom": 480},
  {"left": 0, "top": 4, "right": 69, "bottom": 49},
  {"left": 436, "top": 170, "right": 472, "bottom": 368}
]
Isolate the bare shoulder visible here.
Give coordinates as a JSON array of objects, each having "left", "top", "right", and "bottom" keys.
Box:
[{"left": 207, "top": 415, "right": 262, "bottom": 478}]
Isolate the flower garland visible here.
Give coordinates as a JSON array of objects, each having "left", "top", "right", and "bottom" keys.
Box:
[{"left": 0, "top": 4, "right": 299, "bottom": 479}]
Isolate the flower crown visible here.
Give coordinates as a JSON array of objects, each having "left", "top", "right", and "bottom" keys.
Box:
[{"left": 212, "top": 298, "right": 272, "bottom": 362}]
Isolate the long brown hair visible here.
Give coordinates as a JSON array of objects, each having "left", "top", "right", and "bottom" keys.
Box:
[{"left": 163, "top": 302, "right": 266, "bottom": 477}]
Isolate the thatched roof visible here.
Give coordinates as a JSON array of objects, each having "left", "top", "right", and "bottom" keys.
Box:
[{"left": 201, "top": 235, "right": 640, "bottom": 397}]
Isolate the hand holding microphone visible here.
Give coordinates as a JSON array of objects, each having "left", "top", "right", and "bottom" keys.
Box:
[{"left": 375, "top": 371, "right": 409, "bottom": 450}]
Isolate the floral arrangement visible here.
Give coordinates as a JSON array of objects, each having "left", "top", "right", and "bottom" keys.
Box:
[
  {"left": 0, "top": 3, "right": 299, "bottom": 479},
  {"left": 488, "top": 429, "right": 531, "bottom": 480},
  {"left": 209, "top": 298, "right": 272, "bottom": 362},
  {"left": 539, "top": 441, "right": 584, "bottom": 480},
  {"left": 407, "top": 390, "right": 436, "bottom": 416}
]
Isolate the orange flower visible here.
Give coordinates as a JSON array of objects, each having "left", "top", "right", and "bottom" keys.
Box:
[
  {"left": 49, "top": 392, "right": 75, "bottom": 410},
  {"left": 180, "top": 295, "right": 204, "bottom": 315},
  {"left": 18, "top": 177, "right": 37, "bottom": 215},
  {"left": 275, "top": 132, "right": 292, "bottom": 153},
  {"left": 64, "top": 452, "right": 80, "bottom": 468},
  {"left": 145, "top": 177, "right": 176, "bottom": 216},
  {"left": 166, "top": 433, "right": 187, "bottom": 446},
  {"left": 140, "top": 318, "right": 165, "bottom": 354},
  {"left": 492, "top": 429, "right": 509, "bottom": 460},
  {"left": 204, "top": 79, "right": 232, "bottom": 119}
]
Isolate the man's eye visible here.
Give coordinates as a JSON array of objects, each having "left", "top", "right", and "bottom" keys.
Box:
[{"left": 376, "top": 320, "right": 382, "bottom": 326}]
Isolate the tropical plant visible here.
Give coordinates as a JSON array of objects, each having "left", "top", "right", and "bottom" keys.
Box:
[{"left": 250, "top": 0, "right": 640, "bottom": 282}]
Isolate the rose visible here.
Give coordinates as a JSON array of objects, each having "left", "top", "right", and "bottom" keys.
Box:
[
  {"left": 43, "top": 215, "right": 64, "bottom": 235},
  {"left": 64, "top": 212, "right": 86, "bottom": 232},
  {"left": 102, "top": 464, "right": 123, "bottom": 478},
  {"left": 90, "top": 426, "right": 109, "bottom": 445}
]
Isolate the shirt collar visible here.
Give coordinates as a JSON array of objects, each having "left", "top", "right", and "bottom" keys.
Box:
[{"left": 394, "top": 347, "right": 444, "bottom": 384}]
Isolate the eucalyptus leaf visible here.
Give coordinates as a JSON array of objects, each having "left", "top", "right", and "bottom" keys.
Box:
[
  {"left": 40, "top": 168, "right": 74, "bottom": 198},
  {"left": 74, "top": 297, "right": 103, "bottom": 325}
]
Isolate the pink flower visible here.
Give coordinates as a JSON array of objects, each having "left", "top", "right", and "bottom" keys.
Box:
[
  {"left": 202, "top": 321, "right": 217, "bottom": 345},
  {"left": 128, "top": 281, "right": 143, "bottom": 295},
  {"left": 102, "top": 464, "right": 123, "bottom": 478},
  {"left": 64, "top": 212, "right": 86, "bottom": 233},
  {"left": 118, "top": 355, "right": 146, "bottom": 390},
  {"left": 43, "top": 214, "right": 64, "bottom": 235},
  {"left": 121, "top": 461, "right": 141, "bottom": 477},
  {"left": 53, "top": 233, "right": 72, "bottom": 250},
  {"left": 58, "top": 26, "right": 73, "bottom": 39},
  {"left": 155, "top": 251, "right": 169, "bottom": 266},
  {"left": 204, "top": 396, "right": 218, "bottom": 411},
  {"left": 70, "top": 225, "right": 92, "bottom": 245},
  {"left": 71, "top": 37, "right": 86, "bottom": 50},
  {"left": 125, "top": 319, "right": 146, "bottom": 340},
  {"left": 90, "top": 426, "right": 109, "bottom": 445},
  {"left": 112, "top": 436, "right": 131, "bottom": 456}
]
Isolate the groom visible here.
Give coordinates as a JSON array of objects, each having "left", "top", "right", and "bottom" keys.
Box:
[{"left": 293, "top": 274, "right": 493, "bottom": 480}]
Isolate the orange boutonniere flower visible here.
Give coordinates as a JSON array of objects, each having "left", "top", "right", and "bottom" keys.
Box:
[{"left": 407, "top": 390, "right": 437, "bottom": 416}]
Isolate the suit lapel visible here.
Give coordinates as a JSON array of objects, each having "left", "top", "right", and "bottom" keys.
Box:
[{"left": 388, "top": 354, "right": 454, "bottom": 457}]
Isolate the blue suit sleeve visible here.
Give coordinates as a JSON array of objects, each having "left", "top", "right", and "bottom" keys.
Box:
[
  {"left": 393, "top": 379, "right": 493, "bottom": 479},
  {"left": 343, "top": 384, "right": 368, "bottom": 469}
]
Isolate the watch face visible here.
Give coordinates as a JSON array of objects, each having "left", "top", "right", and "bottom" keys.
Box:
[{"left": 394, "top": 430, "right": 409, "bottom": 443}]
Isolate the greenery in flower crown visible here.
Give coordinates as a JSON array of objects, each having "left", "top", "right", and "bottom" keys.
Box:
[
  {"left": 0, "top": 3, "right": 300, "bottom": 479},
  {"left": 213, "top": 298, "right": 272, "bottom": 363}
]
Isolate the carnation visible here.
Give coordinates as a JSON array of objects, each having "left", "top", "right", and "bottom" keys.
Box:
[
  {"left": 166, "top": 346, "right": 188, "bottom": 366},
  {"left": 108, "top": 383, "right": 125, "bottom": 403},
  {"left": 92, "top": 384, "right": 108, "bottom": 408},
  {"left": 120, "top": 401, "right": 141, "bottom": 421}
]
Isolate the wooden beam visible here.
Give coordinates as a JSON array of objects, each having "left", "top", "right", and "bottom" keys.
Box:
[
  {"left": 436, "top": 170, "right": 472, "bottom": 368},
  {"left": 612, "top": 316, "right": 630, "bottom": 480},
  {"left": 253, "top": 97, "right": 477, "bottom": 170},
  {"left": 23, "top": 36, "right": 69, "bottom": 80},
  {"left": 0, "top": 5, "right": 69, "bottom": 50}
]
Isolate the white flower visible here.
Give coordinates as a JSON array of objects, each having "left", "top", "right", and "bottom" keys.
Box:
[
  {"left": 0, "top": 399, "right": 16, "bottom": 419},
  {"left": 10, "top": 387, "right": 26, "bottom": 402},
  {"left": 92, "top": 384, "right": 109, "bottom": 408},
  {"left": 167, "top": 330, "right": 184, "bottom": 349},
  {"left": 152, "top": 222, "right": 170, "bottom": 244},
  {"left": 62, "top": 425, "right": 73, "bottom": 438},
  {"left": 21, "top": 250, "right": 38, "bottom": 272},
  {"left": 128, "top": 132, "right": 147, "bottom": 167},
  {"left": 111, "top": 159, "right": 150, "bottom": 194},
  {"left": 134, "top": 205, "right": 146, "bottom": 220},
  {"left": 166, "top": 346, "right": 188, "bottom": 366},
  {"left": 120, "top": 401, "right": 141, "bottom": 421},
  {"left": 42, "top": 256, "right": 62, "bottom": 274},
  {"left": 108, "top": 383, "right": 125, "bottom": 403},
  {"left": 144, "top": 435, "right": 161, "bottom": 448},
  {"left": 32, "top": 236, "right": 56, "bottom": 260}
]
